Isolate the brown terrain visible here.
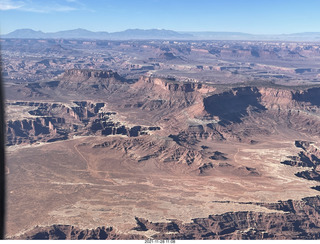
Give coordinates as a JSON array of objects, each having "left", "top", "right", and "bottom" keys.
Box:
[{"left": 2, "top": 39, "right": 320, "bottom": 240}]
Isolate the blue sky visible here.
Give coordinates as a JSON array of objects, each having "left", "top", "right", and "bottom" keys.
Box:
[{"left": 1, "top": 0, "right": 320, "bottom": 34}]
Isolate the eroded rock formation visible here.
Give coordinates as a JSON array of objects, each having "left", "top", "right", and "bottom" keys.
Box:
[
  {"left": 5, "top": 69, "right": 320, "bottom": 240},
  {"left": 281, "top": 140, "right": 320, "bottom": 183},
  {"left": 6, "top": 100, "right": 159, "bottom": 146},
  {"left": 15, "top": 196, "right": 320, "bottom": 240}
]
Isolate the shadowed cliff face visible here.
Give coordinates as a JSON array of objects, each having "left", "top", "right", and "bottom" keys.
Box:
[
  {"left": 293, "top": 87, "right": 320, "bottom": 106},
  {"left": 203, "top": 87, "right": 266, "bottom": 124}
]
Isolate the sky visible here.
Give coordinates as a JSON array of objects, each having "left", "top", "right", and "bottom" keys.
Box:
[{"left": 1, "top": 0, "right": 320, "bottom": 35}]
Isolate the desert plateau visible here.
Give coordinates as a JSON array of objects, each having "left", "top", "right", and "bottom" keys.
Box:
[{"left": 2, "top": 35, "right": 320, "bottom": 240}]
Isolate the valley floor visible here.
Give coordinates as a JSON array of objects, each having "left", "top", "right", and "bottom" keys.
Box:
[{"left": 6, "top": 132, "right": 320, "bottom": 238}]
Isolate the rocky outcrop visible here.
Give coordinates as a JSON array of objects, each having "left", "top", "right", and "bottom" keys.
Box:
[
  {"left": 90, "top": 136, "right": 260, "bottom": 178},
  {"left": 146, "top": 196, "right": 320, "bottom": 239},
  {"left": 15, "top": 225, "right": 145, "bottom": 240},
  {"left": 281, "top": 140, "right": 320, "bottom": 183},
  {"left": 209, "top": 151, "right": 228, "bottom": 160},
  {"left": 136, "top": 75, "right": 214, "bottom": 93},
  {"left": 62, "top": 69, "right": 121, "bottom": 80},
  {"left": 6, "top": 101, "right": 160, "bottom": 146},
  {"left": 57, "top": 69, "right": 128, "bottom": 92},
  {"left": 130, "top": 76, "right": 214, "bottom": 112},
  {"left": 6, "top": 117, "right": 64, "bottom": 145},
  {"left": 15, "top": 196, "right": 320, "bottom": 240},
  {"left": 92, "top": 137, "right": 203, "bottom": 169}
]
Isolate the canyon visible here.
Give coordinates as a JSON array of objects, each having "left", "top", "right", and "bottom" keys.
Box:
[{"left": 3, "top": 39, "right": 320, "bottom": 240}]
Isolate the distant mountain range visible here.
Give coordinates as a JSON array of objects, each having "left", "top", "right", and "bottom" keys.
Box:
[
  {"left": 1, "top": 28, "right": 192, "bottom": 40},
  {"left": 2, "top": 28, "right": 320, "bottom": 41}
]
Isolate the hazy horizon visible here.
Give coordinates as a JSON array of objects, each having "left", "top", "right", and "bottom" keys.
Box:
[
  {"left": 5, "top": 27, "right": 320, "bottom": 36},
  {"left": 1, "top": 0, "right": 320, "bottom": 35}
]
